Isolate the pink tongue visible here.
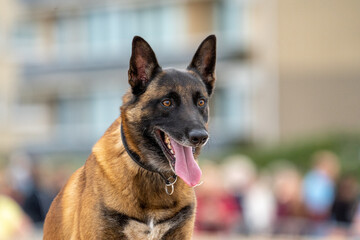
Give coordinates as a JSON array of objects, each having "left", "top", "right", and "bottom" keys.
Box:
[{"left": 170, "top": 139, "right": 202, "bottom": 187}]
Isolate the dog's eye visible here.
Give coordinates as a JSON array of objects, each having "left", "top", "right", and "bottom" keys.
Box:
[
  {"left": 197, "top": 99, "right": 206, "bottom": 107},
  {"left": 161, "top": 99, "right": 172, "bottom": 107}
]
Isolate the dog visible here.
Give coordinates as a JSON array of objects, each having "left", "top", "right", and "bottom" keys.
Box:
[{"left": 43, "top": 35, "right": 216, "bottom": 240}]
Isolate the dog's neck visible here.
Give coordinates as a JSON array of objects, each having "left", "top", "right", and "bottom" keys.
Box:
[
  {"left": 92, "top": 118, "right": 181, "bottom": 197},
  {"left": 120, "top": 123, "right": 177, "bottom": 194}
]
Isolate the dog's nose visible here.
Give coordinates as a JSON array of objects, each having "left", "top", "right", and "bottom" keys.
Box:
[{"left": 189, "top": 129, "right": 208, "bottom": 146}]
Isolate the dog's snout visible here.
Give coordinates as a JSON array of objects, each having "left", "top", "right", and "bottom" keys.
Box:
[{"left": 189, "top": 129, "right": 208, "bottom": 146}]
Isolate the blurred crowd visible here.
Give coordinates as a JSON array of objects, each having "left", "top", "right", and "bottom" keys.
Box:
[
  {"left": 0, "top": 152, "right": 70, "bottom": 239},
  {"left": 1, "top": 150, "right": 360, "bottom": 239},
  {"left": 195, "top": 151, "right": 360, "bottom": 239}
]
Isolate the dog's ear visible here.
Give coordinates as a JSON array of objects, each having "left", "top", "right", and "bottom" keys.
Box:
[
  {"left": 187, "top": 35, "right": 216, "bottom": 96},
  {"left": 128, "top": 36, "right": 161, "bottom": 95}
]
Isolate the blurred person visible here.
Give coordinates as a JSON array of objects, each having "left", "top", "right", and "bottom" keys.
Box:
[
  {"left": 195, "top": 162, "right": 240, "bottom": 234},
  {"left": 351, "top": 202, "right": 360, "bottom": 237},
  {"left": 271, "top": 161, "right": 305, "bottom": 235},
  {"left": 221, "top": 155, "right": 257, "bottom": 232},
  {"left": 242, "top": 172, "right": 276, "bottom": 235},
  {"left": 302, "top": 150, "right": 340, "bottom": 235},
  {"left": 222, "top": 155, "right": 257, "bottom": 201},
  {"left": 0, "top": 195, "right": 33, "bottom": 239},
  {"left": 22, "top": 162, "right": 54, "bottom": 227},
  {"left": 0, "top": 169, "right": 33, "bottom": 239},
  {"left": 7, "top": 151, "right": 54, "bottom": 226},
  {"left": 7, "top": 151, "right": 34, "bottom": 204},
  {"left": 330, "top": 175, "right": 359, "bottom": 236}
]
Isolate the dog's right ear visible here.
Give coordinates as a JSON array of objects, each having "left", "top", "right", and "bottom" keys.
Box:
[{"left": 128, "top": 36, "right": 161, "bottom": 95}]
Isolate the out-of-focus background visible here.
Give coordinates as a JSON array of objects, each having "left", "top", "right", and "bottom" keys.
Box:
[{"left": 1, "top": 0, "right": 360, "bottom": 239}]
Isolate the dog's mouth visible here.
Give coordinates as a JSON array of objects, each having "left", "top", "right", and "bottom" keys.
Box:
[
  {"left": 155, "top": 129, "right": 202, "bottom": 187},
  {"left": 155, "top": 129, "right": 176, "bottom": 170}
]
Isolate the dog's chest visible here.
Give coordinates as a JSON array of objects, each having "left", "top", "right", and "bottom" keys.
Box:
[
  {"left": 101, "top": 204, "right": 193, "bottom": 239},
  {"left": 122, "top": 218, "right": 171, "bottom": 240}
]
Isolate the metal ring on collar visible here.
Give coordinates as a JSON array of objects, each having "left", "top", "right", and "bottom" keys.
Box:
[
  {"left": 165, "top": 175, "right": 177, "bottom": 195},
  {"left": 165, "top": 184, "right": 174, "bottom": 195},
  {"left": 166, "top": 175, "right": 177, "bottom": 186}
]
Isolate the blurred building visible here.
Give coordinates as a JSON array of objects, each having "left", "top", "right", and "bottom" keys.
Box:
[
  {"left": 1, "top": 0, "right": 258, "bottom": 156},
  {"left": 0, "top": 0, "right": 23, "bottom": 153},
  {"left": 276, "top": 0, "right": 360, "bottom": 139},
  {"left": 0, "top": 0, "right": 360, "bottom": 157}
]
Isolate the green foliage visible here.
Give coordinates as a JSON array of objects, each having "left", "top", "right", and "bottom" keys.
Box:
[{"left": 205, "top": 134, "right": 360, "bottom": 176}]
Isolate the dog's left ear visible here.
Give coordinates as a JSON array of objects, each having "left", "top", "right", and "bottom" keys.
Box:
[
  {"left": 187, "top": 35, "right": 216, "bottom": 96},
  {"left": 128, "top": 36, "right": 161, "bottom": 95}
]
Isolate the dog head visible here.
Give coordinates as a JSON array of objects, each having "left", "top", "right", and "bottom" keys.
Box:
[{"left": 121, "top": 35, "right": 216, "bottom": 187}]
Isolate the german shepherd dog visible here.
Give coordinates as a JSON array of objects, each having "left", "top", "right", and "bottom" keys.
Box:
[{"left": 43, "top": 35, "right": 216, "bottom": 240}]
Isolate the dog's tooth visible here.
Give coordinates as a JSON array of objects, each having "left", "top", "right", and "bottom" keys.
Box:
[
  {"left": 167, "top": 143, "right": 172, "bottom": 149},
  {"left": 170, "top": 149, "right": 174, "bottom": 155}
]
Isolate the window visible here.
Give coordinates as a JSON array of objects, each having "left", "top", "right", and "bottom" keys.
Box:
[
  {"left": 215, "top": 0, "right": 247, "bottom": 47},
  {"left": 161, "top": 5, "right": 187, "bottom": 49},
  {"left": 55, "top": 17, "right": 81, "bottom": 59},
  {"left": 211, "top": 66, "right": 252, "bottom": 143},
  {"left": 92, "top": 93, "right": 122, "bottom": 137},
  {"left": 87, "top": 10, "right": 112, "bottom": 56},
  {"left": 85, "top": 4, "right": 187, "bottom": 57},
  {"left": 12, "top": 21, "right": 37, "bottom": 57}
]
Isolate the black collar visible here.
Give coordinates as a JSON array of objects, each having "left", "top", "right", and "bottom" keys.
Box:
[{"left": 120, "top": 124, "right": 176, "bottom": 186}]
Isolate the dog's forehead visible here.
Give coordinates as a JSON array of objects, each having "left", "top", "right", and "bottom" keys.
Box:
[{"left": 151, "top": 68, "right": 207, "bottom": 95}]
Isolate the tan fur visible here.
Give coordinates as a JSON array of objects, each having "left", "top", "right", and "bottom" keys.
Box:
[{"left": 43, "top": 118, "right": 196, "bottom": 240}]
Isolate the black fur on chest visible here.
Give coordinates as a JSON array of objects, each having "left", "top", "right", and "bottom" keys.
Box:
[{"left": 100, "top": 203, "right": 194, "bottom": 239}]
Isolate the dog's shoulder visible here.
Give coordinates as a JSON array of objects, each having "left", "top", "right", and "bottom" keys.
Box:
[{"left": 44, "top": 166, "right": 86, "bottom": 239}]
